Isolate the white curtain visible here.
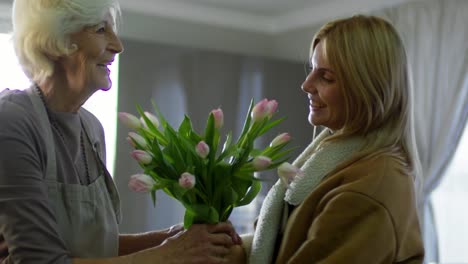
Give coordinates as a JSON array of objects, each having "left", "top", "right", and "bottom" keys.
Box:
[{"left": 380, "top": 0, "right": 468, "bottom": 262}]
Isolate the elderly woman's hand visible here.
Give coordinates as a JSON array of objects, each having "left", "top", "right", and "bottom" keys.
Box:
[{"left": 130, "top": 222, "right": 240, "bottom": 264}]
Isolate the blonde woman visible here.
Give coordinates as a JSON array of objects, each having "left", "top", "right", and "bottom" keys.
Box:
[
  {"left": 0, "top": 0, "right": 239, "bottom": 263},
  {"left": 228, "top": 15, "right": 424, "bottom": 263}
]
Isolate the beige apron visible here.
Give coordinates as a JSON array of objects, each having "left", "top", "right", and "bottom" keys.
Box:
[{"left": 27, "top": 88, "right": 121, "bottom": 258}]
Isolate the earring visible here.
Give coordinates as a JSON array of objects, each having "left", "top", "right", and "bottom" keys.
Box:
[{"left": 70, "top": 43, "right": 78, "bottom": 51}]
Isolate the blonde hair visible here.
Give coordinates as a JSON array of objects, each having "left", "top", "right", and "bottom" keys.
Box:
[
  {"left": 311, "top": 15, "right": 421, "bottom": 187},
  {"left": 12, "top": 0, "right": 121, "bottom": 83}
]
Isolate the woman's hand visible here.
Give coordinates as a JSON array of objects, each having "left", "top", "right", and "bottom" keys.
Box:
[
  {"left": 225, "top": 245, "right": 246, "bottom": 264},
  {"left": 131, "top": 222, "right": 238, "bottom": 264}
]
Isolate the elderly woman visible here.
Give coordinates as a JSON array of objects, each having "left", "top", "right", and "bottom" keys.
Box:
[
  {"left": 0, "top": 0, "right": 238, "bottom": 263},
  {"left": 228, "top": 15, "right": 425, "bottom": 264}
]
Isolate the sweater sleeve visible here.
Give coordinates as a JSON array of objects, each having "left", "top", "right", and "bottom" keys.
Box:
[
  {"left": 287, "top": 191, "right": 396, "bottom": 264},
  {"left": 0, "top": 96, "right": 71, "bottom": 264}
]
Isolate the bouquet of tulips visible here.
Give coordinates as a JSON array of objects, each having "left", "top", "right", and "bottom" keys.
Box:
[{"left": 119, "top": 98, "right": 299, "bottom": 228}]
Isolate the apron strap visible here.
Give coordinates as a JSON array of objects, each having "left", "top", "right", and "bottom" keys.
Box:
[
  {"left": 26, "top": 87, "right": 58, "bottom": 181},
  {"left": 79, "top": 112, "right": 122, "bottom": 223}
]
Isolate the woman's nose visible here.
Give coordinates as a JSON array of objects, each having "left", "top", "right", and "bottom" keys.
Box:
[{"left": 301, "top": 73, "right": 315, "bottom": 94}]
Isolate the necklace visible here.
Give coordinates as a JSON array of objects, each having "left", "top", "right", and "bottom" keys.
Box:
[{"left": 34, "top": 85, "right": 91, "bottom": 185}]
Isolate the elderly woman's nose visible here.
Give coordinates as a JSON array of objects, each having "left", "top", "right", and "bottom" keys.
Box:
[{"left": 109, "top": 33, "right": 124, "bottom": 54}]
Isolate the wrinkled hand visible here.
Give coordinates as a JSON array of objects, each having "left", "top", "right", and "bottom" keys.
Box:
[
  {"left": 224, "top": 221, "right": 242, "bottom": 246},
  {"left": 165, "top": 223, "right": 184, "bottom": 237},
  {"left": 165, "top": 221, "right": 241, "bottom": 246},
  {"left": 132, "top": 222, "right": 238, "bottom": 264}
]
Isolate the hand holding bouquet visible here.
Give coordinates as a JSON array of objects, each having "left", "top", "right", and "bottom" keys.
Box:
[{"left": 120, "top": 98, "right": 299, "bottom": 228}]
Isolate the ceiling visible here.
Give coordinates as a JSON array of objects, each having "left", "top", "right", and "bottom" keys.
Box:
[
  {"left": 118, "top": 0, "right": 416, "bottom": 34},
  {"left": 0, "top": 0, "right": 420, "bottom": 61}
]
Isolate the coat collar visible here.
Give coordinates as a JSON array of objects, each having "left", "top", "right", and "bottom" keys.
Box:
[
  {"left": 248, "top": 128, "right": 366, "bottom": 263},
  {"left": 285, "top": 129, "right": 366, "bottom": 205}
]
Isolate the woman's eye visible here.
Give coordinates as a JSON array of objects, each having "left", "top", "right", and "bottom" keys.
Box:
[{"left": 322, "top": 76, "right": 335, "bottom": 83}]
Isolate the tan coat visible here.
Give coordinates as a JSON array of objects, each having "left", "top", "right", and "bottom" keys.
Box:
[{"left": 275, "top": 151, "right": 424, "bottom": 264}]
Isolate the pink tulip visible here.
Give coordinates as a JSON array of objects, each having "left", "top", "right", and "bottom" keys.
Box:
[
  {"left": 211, "top": 108, "right": 224, "bottom": 129},
  {"left": 126, "top": 136, "right": 136, "bottom": 148},
  {"left": 140, "top": 111, "right": 160, "bottom": 129},
  {"left": 195, "top": 141, "right": 210, "bottom": 159},
  {"left": 128, "top": 174, "right": 155, "bottom": 192},
  {"left": 128, "top": 132, "right": 147, "bottom": 148},
  {"left": 252, "top": 156, "right": 272, "bottom": 171},
  {"left": 131, "top": 150, "right": 153, "bottom": 164},
  {"left": 251, "top": 99, "right": 269, "bottom": 122},
  {"left": 119, "top": 112, "right": 141, "bottom": 130},
  {"left": 266, "top": 100, "right": 278, "bottom": 117},
  {"left": 179, "top": 172, "right": 196, "bottom": 189},
  {"left": 278, "top": 162, "right": 302, "bottom": 187},
  {"left": 252, "top": 99, "right": 278, "bottom": 122},
  {"left": 270, "top": 133, "right": 291, "bottom": 147}
]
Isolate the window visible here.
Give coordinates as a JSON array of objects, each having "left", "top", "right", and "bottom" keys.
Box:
[
  {"left": 0, "top": 33, "right": 119, "bottom": 175},
  {"left": 431, "top": 121, "right": 468, "bottom": 262}
]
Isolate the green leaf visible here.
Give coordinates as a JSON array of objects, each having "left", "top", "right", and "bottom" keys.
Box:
[
  {"left": 246, "top": 118, "right": 268, "bottom": 140},
  {"left": 136, "top": 105, "right": 168, "bottom": 146},
  {"left": 178, "top": 115, "right": 193, "bottom": 137},
  {"left": 219, "top": 188, "right": 238, "bottom": 220},
  {"left": 136, "top": 105, "right": 155, "bottom": 130},
  {"left": 210, "top": 163, "right": 235, "bottom": 213},
  {"left": 162, "top": 128, "right": 187, "bottom": 172},
  {"left": 183, "top": 210, "right": 195, "bottom": 228},
  {"left": 150, "top": 190, "right": 157, "bottom": 206},
  {"left": 230, "top": 171, "right": 256, "bottom": 200},
  {"left": 183, "top": 204, "right": 220, "bottom": 228},
  {"left": 220, "top": 205, "right": 234, "bottom": 222},
  {"left": 151, "top": 147, "right": 177, "bottom": 178},
  {"left": 221, "top": 132, "right": 232, "bottom": 153},
  {"left": 149, "top": 137, "right": 164, "bottom": 160},
  {"left": 268, "top": 157, "right": 291, "bottom": 169},
  {"left": 189, "top": 130, "right": 203, "bottom": 144},
  {"left": 235, "top": 99, "right": 254, "bottom": 147},
  {"left": 169, "top": 182, "right": 190, "bottom": 200},
  {"left": 237, "top": 180, "right": 261, "bottom": 206},
  {"left": 258, "top": 117, "right": 286, "bottom": 137},
  {"left": 151, "top": 100, "right": 169, "bottom": 128},
  {"left": 269, "top": 147, "right": 297, "bottom": 161},
  {"left": 233, "top": 171, "right": 258, "bottom": 181},
  {"left": 249, "top": 148, "right": 263, "bottom": 157},
  {"left": 217, "top": 133, "right": 235, "bottom": 162},
  {"left": 204, "top": 114, "right": 215, "bottom": 147}
]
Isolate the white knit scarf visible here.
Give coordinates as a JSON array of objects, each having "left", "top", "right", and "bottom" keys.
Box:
[{"left": 248, "top": 129, "right": 365, "bottom": 264}]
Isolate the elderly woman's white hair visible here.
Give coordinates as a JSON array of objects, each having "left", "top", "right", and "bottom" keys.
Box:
[{"left": 12, "top": 0, "right": 121, "bottom": 83}]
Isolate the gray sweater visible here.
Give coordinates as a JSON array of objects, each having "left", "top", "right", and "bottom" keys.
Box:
[{"left": 0, "top": 89, "right": 107, "bottom": 263}]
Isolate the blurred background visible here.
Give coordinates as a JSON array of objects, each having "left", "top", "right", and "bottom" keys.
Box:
[{"left": 0, "top": 0, "right": 466, "bottom": 262}]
